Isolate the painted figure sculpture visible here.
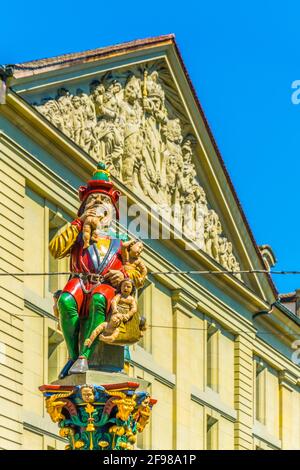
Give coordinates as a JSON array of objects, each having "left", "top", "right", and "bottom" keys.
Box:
[
  {"left": 84, "top": 279, "right": 138, "bottom": 347},
  {"left": 49, "top": 163, "right": 146, "bottom": 378}
]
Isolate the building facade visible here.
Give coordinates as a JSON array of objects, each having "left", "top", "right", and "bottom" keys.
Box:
[{"left": 1, "top": 35, "right": 300, "bottom": 450}]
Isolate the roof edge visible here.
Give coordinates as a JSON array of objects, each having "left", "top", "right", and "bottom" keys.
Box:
[{"left": 10, "top": 34, "right": 175, "bottom": 78}]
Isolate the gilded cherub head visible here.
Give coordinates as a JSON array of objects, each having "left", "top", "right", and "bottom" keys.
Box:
[{"left": 81, "top": 385, "right": 95, "bottom": 403}]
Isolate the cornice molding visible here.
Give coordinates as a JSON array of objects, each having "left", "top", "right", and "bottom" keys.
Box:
[
  {"left": 191, "top": 386, "right": 237, "bottom": 423},
  {"left": 23, "top": 422, "right": 66, "bottom": 443},
  {"left": 252, "top": 421, "right": 281, "bottom": 450},
  {"left": 171, "top": 288, "right": 198, "bottom": 316},
  {"left": 130, "top": 346, "right": 175, "bottom": 389},
  {"left": 24, "top": 299, "right": 57, "bottom": 322},
  {"left": 279, "top": 369, "right": 299, "bottom": 389}
]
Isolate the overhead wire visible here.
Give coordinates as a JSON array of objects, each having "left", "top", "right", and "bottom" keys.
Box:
[
  {"left": 1, "top": 269, "right": 300, "bottom": 277},
  {"left": 5, "top": 315, "right": 300, "bottom": 340},
  {"left": 1, "top": 269, "right": 299, "bottom": 337}
]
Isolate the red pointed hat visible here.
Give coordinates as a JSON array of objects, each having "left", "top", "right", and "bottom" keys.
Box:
[{"left": 77, "top": 163, "right": 121, "bottom": 218}]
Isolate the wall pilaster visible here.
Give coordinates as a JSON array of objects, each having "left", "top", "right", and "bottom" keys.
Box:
[
  {"left": 172, "top": 289, "right": 197, "bottom": 449},
  {"left": 234, "top": 333, "right": 255, "bottom": 449}
]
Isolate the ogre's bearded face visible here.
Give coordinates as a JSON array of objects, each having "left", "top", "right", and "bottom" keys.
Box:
[{"left": 84, "top": 193, "right": 115, "bottom": 228}]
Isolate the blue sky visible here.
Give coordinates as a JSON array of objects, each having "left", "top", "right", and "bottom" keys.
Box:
[{"left": 1, "top": 0, "right": 299, "bottom": 293}]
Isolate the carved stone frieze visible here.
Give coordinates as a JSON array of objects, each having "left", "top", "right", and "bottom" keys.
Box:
[{"left": 33, "top": 66, "right": 242, "bottom": 279}]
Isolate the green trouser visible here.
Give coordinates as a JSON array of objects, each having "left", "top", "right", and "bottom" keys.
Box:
[{"left": 57, "top": 292, "right": 106, "bottom": 360}]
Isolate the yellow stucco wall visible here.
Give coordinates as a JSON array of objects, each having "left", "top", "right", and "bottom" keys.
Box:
[{"left": 1, "top": 173, "right": 300, "bottom": 449}]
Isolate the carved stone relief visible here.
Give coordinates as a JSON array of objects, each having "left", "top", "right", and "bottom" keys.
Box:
[{"left": 33, "top": 66, "right": 242, "bottom": 279}]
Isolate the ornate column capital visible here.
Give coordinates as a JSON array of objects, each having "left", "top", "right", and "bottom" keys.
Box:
[{"left": 39, "top": 381, "right": 156, "bottom": 450}]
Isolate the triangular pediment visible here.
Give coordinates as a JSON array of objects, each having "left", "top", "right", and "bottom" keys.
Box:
[{"left": 9, "top": 36, "right": 276, "bottom": 302}]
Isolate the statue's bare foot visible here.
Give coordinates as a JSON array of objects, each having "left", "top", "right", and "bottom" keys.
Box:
[{"left": 68, "top": 356, "right": 89, "bottom": 374}]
